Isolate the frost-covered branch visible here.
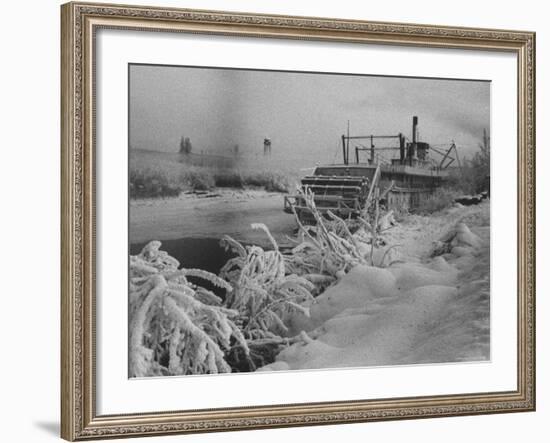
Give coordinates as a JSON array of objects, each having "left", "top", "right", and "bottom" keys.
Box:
[
  {"left": 129, "top": 241, "right": 247, "bottom": 377},
  {"left": 220, "top": 224, "right": 314, "bottom": 340}
]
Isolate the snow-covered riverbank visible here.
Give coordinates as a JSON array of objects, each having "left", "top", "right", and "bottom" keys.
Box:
[{"left": 259, "top": 201, "right": 490, "bottom": 371}]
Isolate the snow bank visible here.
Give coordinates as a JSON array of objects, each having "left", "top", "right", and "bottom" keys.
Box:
[
  {"left": 286, "top": 265, "right": 398, "bottom": 334},
  {"left": 260, "top": 205, "right": 490, "bottom": 372},
  {"left": 388, "top": 262, "right": 457, "bottom": 291}
]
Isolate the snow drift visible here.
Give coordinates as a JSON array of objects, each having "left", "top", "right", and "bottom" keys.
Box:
[{"left": 259, "top": 203, "right": 490, "bottom": 372}]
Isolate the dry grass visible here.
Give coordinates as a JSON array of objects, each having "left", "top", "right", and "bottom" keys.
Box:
[
  {"left": 413, "top": 188, "right": 458, "bottom": 214},
  {"left": 130, "top": 149, "right": 296, "bottom": 198}
]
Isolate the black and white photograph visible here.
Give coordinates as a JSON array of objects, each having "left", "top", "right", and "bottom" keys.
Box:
[
  {"left": 1, "top": 0, "right": 544, "bottom": 440},
  {"left": 128, "top": 64, "right": 491, "bottom": 378}
]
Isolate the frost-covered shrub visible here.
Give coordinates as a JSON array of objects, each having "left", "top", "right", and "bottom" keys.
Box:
[
  {"left": 185, "top": 169, "right": 215, "bottom": 191},
  {"left": 219, "top": 224, "right": 316, "bottom": 370},
  {"left": 285, "top": 189, "right": 401, "bottom": 277},
  {"left": 220, "top": 224, "right": 315, "bottom": 339},
  {"left": 129, "top": 167, "right": 183, "bottom": 198},
  {"left": 129, "top": 241, "right": 248, "bottom": 377},
  {"left": 243, "top": 172, "right": 291, "bottom": 193},
  {"left": 284, "top": 191, "right": 372, "bottom": 288}
]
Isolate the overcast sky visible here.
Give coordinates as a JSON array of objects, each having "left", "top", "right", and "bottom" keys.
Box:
[{"left": 129, "top": 64, "right": 490, "bottom": 165}]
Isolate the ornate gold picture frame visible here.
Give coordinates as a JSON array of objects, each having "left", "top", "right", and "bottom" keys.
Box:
[{"left": 61, "top": 2, "right": 535, "bottom": 440}]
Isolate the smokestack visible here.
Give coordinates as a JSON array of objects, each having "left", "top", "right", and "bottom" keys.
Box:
[
  {"left": 412, "top": 116, "right": 418, "bottom": 144},
  {"left": 409, "top": 116, "right": 419, "bottom": 165}
]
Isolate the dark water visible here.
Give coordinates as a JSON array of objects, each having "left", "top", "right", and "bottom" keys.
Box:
[{"left": 130, "top": 237, "right": 237, "bottom": 297}]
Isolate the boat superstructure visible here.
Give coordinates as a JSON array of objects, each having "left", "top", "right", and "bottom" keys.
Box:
[{"left": 284, "top": 116, "right": 459, "bottom": 221}]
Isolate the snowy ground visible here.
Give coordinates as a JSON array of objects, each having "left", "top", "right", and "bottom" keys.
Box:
[{"left": 259, "top": 201, "right": 491, "bottom": 371}]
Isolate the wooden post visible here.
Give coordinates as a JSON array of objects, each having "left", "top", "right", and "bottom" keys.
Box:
[
  {"left": 346, "top": 120, "right": 350, "bottom": 165},
  {"left": 370, "top": 135, "right": 374, "bottom": 165}
]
